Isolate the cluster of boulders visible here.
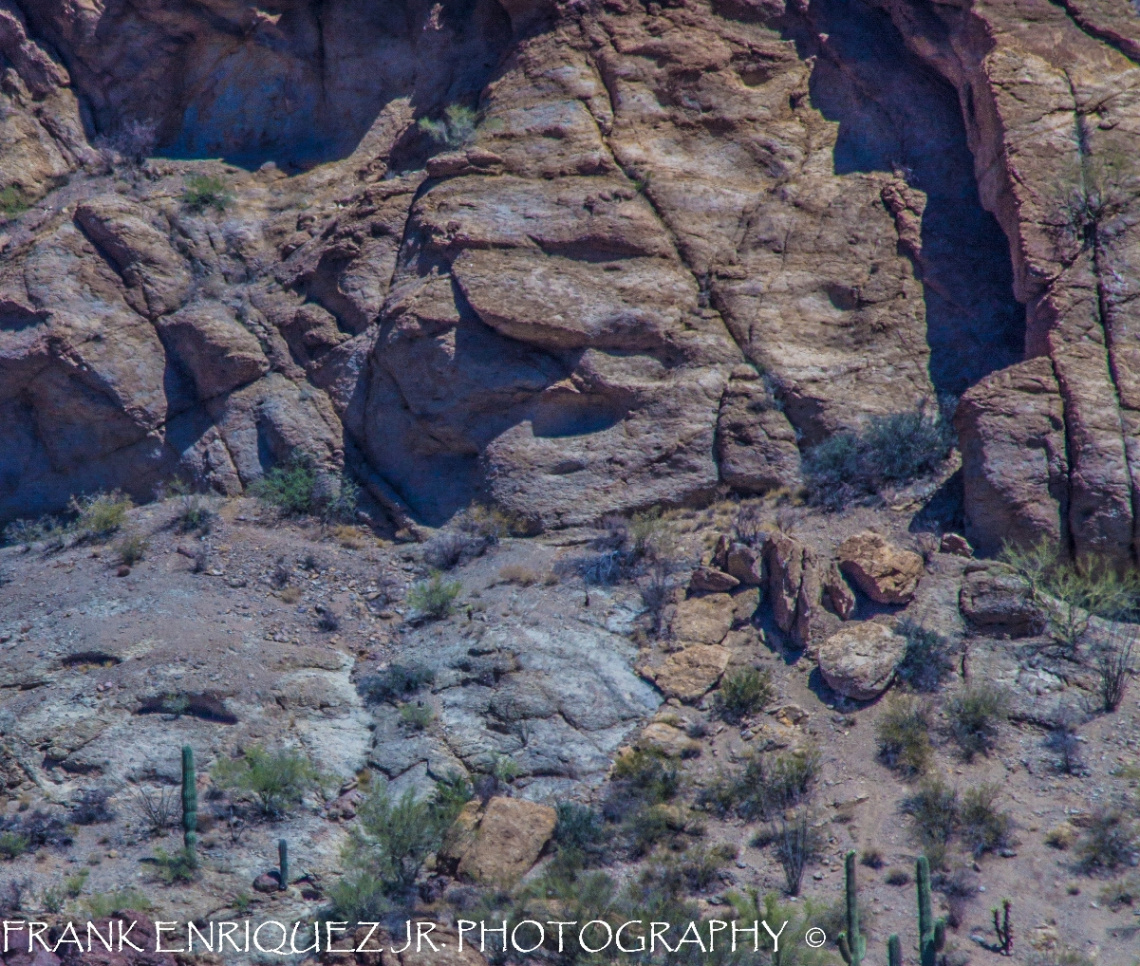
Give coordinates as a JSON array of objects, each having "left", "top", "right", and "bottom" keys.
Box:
[{"left": 672, "top": 529, "right": 939, "bottom": 704}]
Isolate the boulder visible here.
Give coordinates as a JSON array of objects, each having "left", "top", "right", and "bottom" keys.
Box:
[
  {"left": 837, "top": 532, "right": 924, "bottom": 604},
  {"left": 637, "top": 721, "right": 700, "bottom": 758},
  {"left": 817, "top": 622, "right": 906, "bottom": 700},
  {"left": 725, "top": 543, "right": 764, "bottom": 586},
  {"left": 455, "top": 796, "right": 556, "bottom": 886},
  {"left": 689, "top": 566, "right": 739, "bottom": 594},
  {"left": 762, "top": 533, "right": 822, "bottom": 647},
  {"left": 940, "top": 533, "right": 972, "bottom": 557},
  {"left": 671, "top": 594, "right": 734, "bottom": 644},
  {"left": 646, "top": 644, "right": 731, "bottom": 702},
  {"left": 959, "top": 567, "right": 1043, "bottom": 637},
  {"left": 822, "top": 562, "right": 856, "bottom": 619},
  {"left": 156, "top": 304, "right": 270, "bottom": 400}
]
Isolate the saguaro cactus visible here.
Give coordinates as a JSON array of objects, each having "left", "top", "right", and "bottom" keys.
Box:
[
  {"left": 887, "top": 934, "right": 902, "bottom": 966},
  {"left": 278, "top": 838, "right": 289, "bottom": 891},
  {"left": 917, "top": 856, "right": 946, "bottom": 966},
  {"left": 181, "top": 745, "right": 198, "bottom": 854},
  {"left": 837, "top": 851, "right": 866, "bottom": 966},
  {"left": 992, "top": 898, "right": 1012, "bottom": 956}
]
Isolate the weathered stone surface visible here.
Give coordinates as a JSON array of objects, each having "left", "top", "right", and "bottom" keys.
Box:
[
  {"left": 156, "top": 304, "right": 269, "bottom": 400},
  {"left": 455, "top": 796, "right": 556, "bottom": 886},
  {"left": 716, "top": 369, "right": 802, "bottom": 493},
  {"left": 646, "top": 644, "right": 731, "bottom": 702},
  {"left": 763, "top": 533, "right": 823, "bottom": 648},
  {"left": 817, "top": 622, "right": 906, "bottom": 701},
  {"left": 940, "top": 533, "right": 973, "bottom": 558},
  {"left": 689, "top": 567, "right": 740, "bottom": 594},
  {"left": 822, "top": 562, "right": 856, "bottom": 620},
  {"left": 955, "top": 358, "right": 1069, "bottom": 559},
  {"left": 837, "top": 532, "right": 924, "bottom": 605},
  {"left": 959, "top": 567, "right": 1044, "bottom": 638},
  {"left": 671, "top": 594, "right": 734, "bottom": 645},
  {"left": 637, "top": 721, "right": 700, "bottom": 758},
  {"left": 725, "top": 544, "right": 764, "bottom": 587}
]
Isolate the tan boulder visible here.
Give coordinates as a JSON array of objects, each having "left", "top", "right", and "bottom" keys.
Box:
[
  {"left": 637, "top": 722, "right": 700, "bottom": 758},
  {"left": 648, "top": 644, "right": 731, "bottom": 702},
  {"left": 715, "top": 369, "right": 802, "bottom": 493},
  {"left": 959, "top": 567, "right": 1043, "bottom": 638},
  {"left": 725, "top": 544, "right": 764, "bottom": 586},
  {"left": 156, "top": 304, "right": 269, "bottom": 400},
  {"left": 822, "top": 562, "right": 856, "bottom": 620},
  {"left": 837, "top": 532, "right": 924, "bottom": 605},
  {"left": 689, "top": 567, "right": 739, "bottom": 594},
  {"left": 817, "top": 622, "right": 906, "bottom": 701},
  {"left": 454, "top": 797, "right": 556, "bottom": 886},
  {"left": 762, "top": 534, "right": 822, "bottom": 648},
  {"left": 671, "top": 594, "right": 734, "bottom": 644}
]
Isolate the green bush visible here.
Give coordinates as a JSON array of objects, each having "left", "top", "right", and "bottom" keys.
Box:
[
  {"left": 358, "top": 663, "right": 436, "bottom": 704},
  {"left": 212, "top": 745, "right": 324, "bottom": 818},
  {"left": 72, "top": 491, "right": 132, "bottom": 538},
  {"left": 0, "top": 186, "right": 28, "bottom": 218},
  {"left": 84, "top": 888, "right": 152, "bottom": 918},
  {"left": 603, "top": 749, "right": 680, "bottom": 822},
  {"left": 958, "top": 783, "right": 1013, "bottom": 857},
  {"left": 116, "top": 531, "right": 149, "bottom": 566},
  {"left": 326, "top": 870, "right": 391, "bottom": 921},
  {"left": 713, "top": 667, "right": 775, "bottom": 724},
  {"left": 877, "top": 695, "right": 933, "bottom": 776},
  {"left": 251, "top": 457, "right": 317, "bottom": 514},
  {"left": 553, "top": 803, "right": 608, "bottom": 869},
  {"left": 340, "top": 781, "right": 470, "bottom": 899},
  {"left": 896, "top": 621, "right": 957, "bottom": 692},
  {"left": 398, "top": 701, "right": 434, "bottom": 732},
  {"left": 1076, "top": 806, "right": 1138, "bottom": 875},
  {"left": 903, "top": 777, "right": 959, "bottom": 857},
  {"left": 804, "top": 404, "right": 954, "bottom": 508},
  {"left": 182, "top": 174, "right": 233, "bottom": 213},
  {"left": 0, "top": 832, "right": 30, "bottom": 860},
  {"left": 418, "top": 104, "right": 478, "bottom": 149},
  {"left": 735, "top": 747, "right": 820, "bottom": 822},
  {"left": 407, "top": 572, "right": 461, "bottom": 620},
  {"left": 946, "top": 684, "right": 1008, "bottom": 761},
  {"left": 150, "top": 847, "right": 198, "bottom": 884},
  {"left": 726, "top": 890, "right": 838, "bottom": 966}
]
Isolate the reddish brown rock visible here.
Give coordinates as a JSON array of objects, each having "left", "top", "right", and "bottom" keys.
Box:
[
  {"left": 837, "top": 532, "right": 924, "bottom": 605},
  {"left": 689, "top": 566, "right": 740, "bottom": 594}
]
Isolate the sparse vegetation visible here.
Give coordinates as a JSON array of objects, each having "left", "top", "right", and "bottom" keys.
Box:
[
  {"left": 398, "top": 701, "right": 434, "bottom": 731},
  {"left": 407, "top": 572, "right": 461, "bottom": 620},
  {"left": 700, "top": 747, "right": 821, "bottom": 821},
  {"left": 1089, "top": 624, "right": 1135, "bottom": 713},
  {"left": 84, "top": 888, "right": 152, "bottom": 918},
  {"left": 895, "top": 621, "right": 957, "bottom": 693},
  {"left": 804, "top": 403, "right": 954, "bottom": 509},
  {"left": 713, "top": 667, "right": 774, "bottom": 723},
  {"left": 182, "top": 174, "right": 233, "bottom": 212},
  {"left": 603, "top": 748, "right": 680, "bottom": 823},
  {"left": 958, "top": 783, "right": 1013, "bottom": 857},
  {"left": 212, "top": 745, "right": 324, "bottom": 819},
  {"left": 116, "top": 531, "right": 149, "bottom": 565},
  {"left": 127, "top": 786, "right": 178, "bottom": 836},
  {"left": 74, "top": 491, "right": 133, "bottom": 539},
  {"left": 418, "top": 104, "right": 478, "bottom": 149},
  {"left": 70, "top": 788, "right": 115, "bottom": 825},
  {"left": 772, "top": 808, "right": 821, "bottom": 895},
  {"left": 0, "top": 185, "right": 28, "bottom": 218},
  {"left": 876, "top": 695, "right": 933, "bottom": 777},
  {"left": 1076, "top": 805, "right": 1138, "bottom": 875},
  {"left": 499, "top": 563, "right": 539, "bottom": 586},
  {"left": 150, "top": 846, "right": 198, "bottom": 884},
  {"left": 358, "top": 662, "right": 436, "bottom": 704},
  {"left": 945, "top": 684, "right": 1008, "bottom": 761},
  {"left": 902, "top": 777, "right": 959, "bottom": 862}
]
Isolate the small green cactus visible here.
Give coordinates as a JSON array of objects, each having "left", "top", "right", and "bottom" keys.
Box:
[
  {"left": 278, "top": 838, "right": 289, "bottom": 891},
  {"left": 181, "top": 745, "right": 198, "bottom": 854},
  {"left": 837, "top": 851, "right": 866, "bottom": 966},
  {"left": 917, "top": 855, "right": 946, "bottom": 966},
  {"left": 888, "top": 934, "right": 902, "bottom": 966}
]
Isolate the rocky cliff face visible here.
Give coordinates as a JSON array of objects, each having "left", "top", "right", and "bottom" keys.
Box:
[{"left": 2, "top": 0, "right": 1140, "bottom": 558}]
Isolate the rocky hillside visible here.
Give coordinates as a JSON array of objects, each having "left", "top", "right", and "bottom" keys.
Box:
[{"left": 1, "top": 0, "right": 1138, "bottom": 561}]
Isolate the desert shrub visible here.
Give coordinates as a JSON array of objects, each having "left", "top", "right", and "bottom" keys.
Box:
[
  {"left": 713, "top": 667, "right": 774, "bottom": 724},
  {"left": 212, "top": 745, "right": 324, "bottom": 818},
  {"left": 316, "top": 608, "right": 340, "bottom": 632},
  {"left": 886, "top": 868, "right": 911, "bottom": 886},
  {"left": 772, "top": 809, "right": 822, "bottom": 895},
  {"left": 424, "top": 530, "right": 492, "bottom": 570},
  {"left": 553, "top": 803, "right": 608, "bottom": 869},
  {"left": 84, "top": 888, "right": 151, "bottom": 918},
  {"left": 0, "top": 832, "right": 29, "bottom": 860},
  {"left": 3, "top": 515, "right": 64, "bottom": 547},
  {"left": 1045, "top": 706, "right": 1085, "bottom": 775},
  {"left": 418, "top": 104, "right": 478, "bottom": 149},
  {"left": 903, "top": 777, "right": 959, "bottom": 856},
  {"left": 499, "top": 564, "right": 539, "bottom": 586},
  {"left": 675, "top": 842, "right": 737, "bottom": 891},
  {"left": 116, "top": 532, "right": 149, "bottom": 566},
  {"left": 896, "top": 621, "right": 957, "bottom": 692},
  {"left": 358, "top": 663, "right": 435, "bottom": 704},
  {"left": 172, "top": 490, "right": 212, "bottom": 533},
  {"left": 946, "top": 684, "right": 1008, "bottom": 760},
  {"left": 603, "top": 749, "right": 679, "bottom": 822},
  {"left": 327, "top": 871, "right": 391, "bottom": 921},
  {"left": 860, "top": 847, "right": 884, "bottom": 869},
  {"left": 1089, "top": 625, "right": 1135, "bottom": 713},
  {"left": 1076, "top": 806, "right": 1138, "bottom": 875},
  {"left": 701, "top": 747, "right": 820, "bottom": 822},
  {"left": 251, "top": 456, "right": 316, "bottom": 514},
  {"left": 877, "top": 695, "right": 933, "bottom": 776},
  {"left": 94, "top": 118, "right": 158, "bottom": 165},
  {"left": 958, "top": 783, "right": 1013, "bottom": 856},
  {"left": 726, "top": 890, "right": 838, "bottom": 966},
  {"left": 0, "top": 185, "right": 28, "bottom": 218},
  {"left": 341, "top": 781, "right": 469, "bottom": 900},
  {"left": 127, "top": 786, "right": 178, "bottom": 836},
  {"left": 407, "top": 573, "right": 461, "bottom": 620},
  {"left": 150, "top": 847, "right": 198, "bottom": 884},
  {"left": 70, "top": 788, "right": 115, "bottom": 825},
  {"left": 570, "top": 549, "right": 631, "bottom": 586},
  {"left": 72, "top": 491, "right": 132, "bottom": 538},
  {"left": 804, "top": 404, "right": 954, "bottom": 509},
  {"left": 182, "top": 174, "right": 232, "bottom": 212},
  {"left": 398, "top": 701, "right": 434, "bottom": 732},
  {"left": 1100, "top": 876, "right": 1140, "bottom": 911}
]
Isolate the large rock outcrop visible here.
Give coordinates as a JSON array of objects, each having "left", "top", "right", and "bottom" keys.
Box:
[{"left": 1, "top": 0, "right": 1139, "bottom": 548}]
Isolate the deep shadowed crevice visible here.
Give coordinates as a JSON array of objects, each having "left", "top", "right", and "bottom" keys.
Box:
[{"left": 784, "top": 0, "right": 1025, "bottom": 398}]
